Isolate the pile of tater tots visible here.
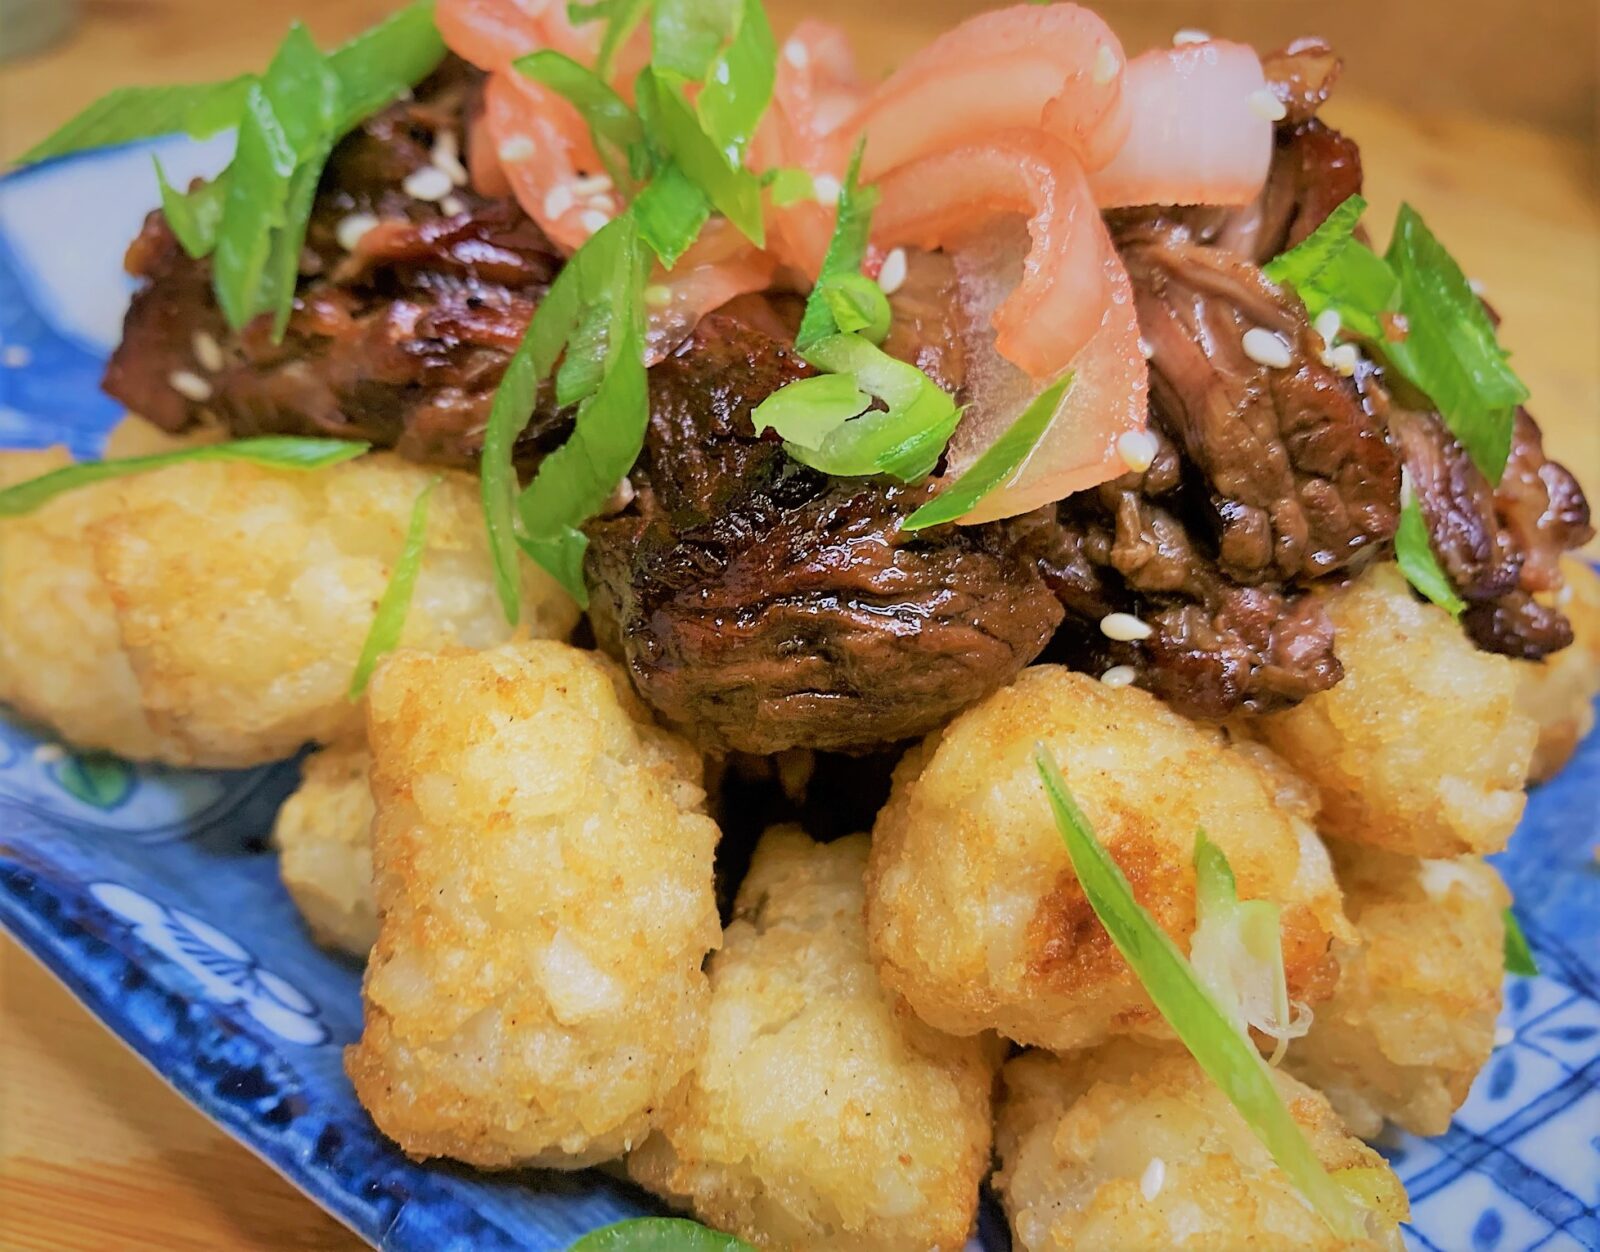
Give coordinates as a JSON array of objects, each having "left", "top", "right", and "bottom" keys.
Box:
[{"left": 3, "top": 420, "right": 1597, "bottom": 1252}]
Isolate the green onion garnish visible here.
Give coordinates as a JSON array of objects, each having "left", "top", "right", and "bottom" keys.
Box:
[
  {"left": 515, "top": 50, "right": 645, "bottom": 193},
  {"left": 1033, "top": 746, "right": 1367, "bottom": 1241},
  {"left": 0, "top": 437, "right": 369, "bottom": 519},
  {"left": 819, "top": 273, "right": 892, "bottom": 344},
  {"left": 349, "top": 477, "right": 439, "bottom": 699},
  {"left": 1503, "top": 906, "right": 1538, "bottom": 976},
  {"left": 1265, "top": 195, "right": 1527, "bottom": 482},
  {"left": 15, "top": 77, "right": 255, "bottom": 166},
  {"left": 567, "top": 1218, "right": 754, "bottom": 1251},
  {"left": 903, "top": 373, "right": 1072, "bottom": 530},
  {"left": 795, "top": 141, "right": 878, "bottom": 354},
  {"left": 1394, "top": 487, "right": 1466, "bottom": 616}
]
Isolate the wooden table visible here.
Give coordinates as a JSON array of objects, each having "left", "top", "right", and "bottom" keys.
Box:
[{"left": 1, "top": 3, "right": 1596, "bottom": 1250}]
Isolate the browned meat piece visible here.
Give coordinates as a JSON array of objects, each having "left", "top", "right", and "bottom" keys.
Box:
[
  {"left": 1263, "top": 37, "right": 1344, "bottom": 126},
  {"left": 585, "top": 308, "right": 1063, "bottom": 755},
  {"left": 1120, "top": 235, "right": 1401, "bottom": 584},
  {"left": 102, "top": 58, "right": 571, "bottom": 469}
]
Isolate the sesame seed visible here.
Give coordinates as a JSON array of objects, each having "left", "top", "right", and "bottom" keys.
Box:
[
  {"left": 784, "top": 39, "right": 809, "bottom": 70},
  {"left": 1, "top": 344, "right": 32, "bottom": 369},
  {"left": 812, "top": 174, "right": 841, "bottom": 206},
  {"left": 643, "top": 284, "right": 673, "bottom": 308},
  {"left": 1468, "top": 277, "right": 1486, "bottom": 296},
  {"left": 1138, "top": 336, "right": 1153, "bottom": 360},
  {"left": 1313, "top": 308, "right": 1342, "bottom": 344},
  {"left": 571, "top": 173, "right": 613, "bottom": 196},
  {"left": 498, "top": 135, "right": 536, "bottom": 163},
  {"left": 601, "top": 476, "right": 636, "bottom": 515},
  {"left": 878, "top": 247, "right": 909, "bottom": 296},
  {"left": 1248, "top": 89, "right": 1288, "bottom": 122},
  {"left": 543, "top": 185, "right": 576, "bottom": 220},
  {"left": 1101, "top": 612, "right": 1153, "bottom": 642},
  {"left": 1494, "top": 1026, "right": 1515, "bottom": 1048},
  {"left": 335, "top": 212, "right": 380, "bottom": 252},
  {"left": 579, "top": 208, "right": 611, "bottom": 235},
  {"left": 1172, "top": 28, "right": 1210, "bottom": 45},
  {"left": 1117, "top": 429, "right": 1160, "bottom": 473},
  {"left": 32, "top": 743, "right": 65, "bottom": 764},
  {"left": 1100, "top": 665, "right": 1138, "bottom": 689},
  {"left": 1242, "top": 327, "right": 1293, "bottom": 369},
  {"left": 430, "top": 129, "right": 469, "bottom": 186},
  {"left": 191, "top": 330, "right": 225, "bottom": 373},
  {"left": 402, "top": 165, "right": 454, "bottom": 202},
  {"left": 1140, "top": 1157, "right": 1166, "bottom": 1200},
  {"left": 1328, "top": 343, "right": 1360, "bottom": 376},
  {"left": 440, "top": 194, "right": 467, "bottom": 216},
  {"left": 1091, "top": 44, "right": 1121, "bottom": 85},
  {"left": 168, "top": 369, "right": 213, "bottom": 403}
]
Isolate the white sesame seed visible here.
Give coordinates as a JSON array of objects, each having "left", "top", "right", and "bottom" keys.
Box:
[
  {"left": 1091, "top": 44, "right": 1121, "bottom": 86},
  {"left": 430, "top": 129, "right": 470, "bottom": 187},
  {"left": 601, "top": 476, "right": 636, "bottom": 515},
  {"left": 168, "top": 369, "right": 213, "bottom": 403},
  {"left": 1313, "top": 308, "right": 1342, "bottom": 344},
  {"left": 1, "top": 344, "right": 32, "bottom": 369},
  {"left": 1117, "top": 429, "right": 1160, "bottom": 473},
  {"left": 191, "top": 330, "right": 225, "bottom": 373},
  {"left": 643, "top": 283, "right": 673, "bottom": 308},
  {"left": 335, "top": 212, "right": 381, "bottom": 252},
  {"left": 1173, "top": 28, "right": 1211, "bottom": 45},
  {"left": 1100, "top": 665, "right": 1138, "bottom": 689},
  {"left": 783, "top": 39, "right": 809, "bottom": 70},
  {"left": 578, "top": 208, "right": 612, "bottom": 235},
  {"left": 1242, "top": 327, "right": 1293, "bottom": 369},
  {"left": 571, "top": 172, "right": 614, "bottom": 197},
  {"left": 812, "top": 174, "right": 841, "bottom": 206},
  {"left": 402, "top": 165, "right": 454, "bottom": 202},
  {"left": 543, "top": 185, "right": 576, "bottom": 220},
  {"left": 1328, "top": 343, "right": 1361, "bottom": 376},
  {"left": 878, "top": 247, "right": 909, "bottom": 296},
  {"left": 1140, "top": 1157, "right": 1167, "bottom": 1201},
  {"left": 32, "top": 743, "right": 65, "bottom": 764},
  {"left": 440, "top": 194, "right": 467, "bottom": 216},
  {"left": 1138, "top": 336, "right": 1153, "bottom": 360},
  {"left": 1249, "top": 89, "right": 1288, "bottom": 123},
  {"left": 1494, "top": 1025, "right": 1515, "bottom": 1048},
  {"left": 1101, "top": 612, "right": 1153, "bottom": 642},
  {"left": 1468, "top": 277, "right": 1486, "bottom": 296},
  {"left": 498, "top": 135, "right": 536, "bottom": 163}
]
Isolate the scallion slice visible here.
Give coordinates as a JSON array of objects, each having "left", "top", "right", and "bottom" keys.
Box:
[
  {"left": 568, "top": 1218, "right": 754, "bottom": 1251},
  {"left": 349, "top": 477, "right": 439, "bottom": 698},
  {"left": 1503, "top": 906, "right": 1538, "bottom": 976}
]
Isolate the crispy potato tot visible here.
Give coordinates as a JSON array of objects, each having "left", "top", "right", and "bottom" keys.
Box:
[
  {"left": 0, "top": 449, "right": 183, "bottom": 759},
  {"left": 1286, "top": 843, "right": 1507, "bottom": 1138},
  {"left": 1517, "top": 557, "right": 1600, "bottom": 783},
  {"left": 90, "top": 454, "right": 577, "bottom": 765},
  {"left": 630, "top": 827, "right": 1000, "bottom": 1251},
  {"left": 1256, "top": 564, "right": 1535, "bottom": 857},
  {"left": 865, "top": 666, "right": 1350, "bottom": 1054},
  {"left": 995, "top": 1045, "right": 1408, "bottom": 1252},
  {"left": 274, "top": 739, "right": 377, "bottom": 958},
  {"left": 101, "top": 412, "right": 224, "bottom": 458},
  {"left": 347, "top": 642, "right": 721, "bottom": 1169}
]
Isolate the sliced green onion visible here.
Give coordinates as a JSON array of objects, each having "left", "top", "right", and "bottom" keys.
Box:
[
  {"left": 692, "top": 0, "right": 777, "bottom": 160},
  {"left": 1033, "top": 747, "right": 1367, "bottom": 1241},
  {"left": 349, "top": 477, "right": 439, "bottom": 699},
  {"left": 904, "top": 373, "right": 1072, "bottom": 530},
  {"left": 326, "top": 1, "right": 446, "bottom": 134},
  {"left": 566, "top": 0, "right": 652, "bottom": 83},
  {"left": 1262, "top": 195, "right": 1368, "bottom": 293},
  {"left": 751, "top": 373, "right": 871, "bottom": 450},
  {"left": 795, "top": 140, "right": 877, "bottom": 354},
  {"left": 820, "top": 273, "right": 892, "bottom": 344},
  {"left": 762, "top": 165, "right": 815, "bottom": 207},
  {"left": 0, "top": 437, "right": 370, "bottom": 518},
  {"left": 154, "top": 160, "right": 228, "bottom": 258},
  {"left": 515, "top": 50, "right": 644, "bottom": 192},
  {"left": 15, "top": 77, "right": 255, "bottom": 166},
  {"left": 1503, "top": 907, "right": 1538, "bottom": 976},
  {"left": 633, "top": 161, "right": 712, "bottom": 267},
  {"left": 637, "top": 69, "right": 765, "bottom": 246},
  {"left": 567, "top": 1218, "right": 755, "bottom": 1251},
  {"left": 1395, "top": 489, "right": 1466, "bottom": 616},
  {"left": 649, "top": 0, "right": 741, "bottom": 82}
]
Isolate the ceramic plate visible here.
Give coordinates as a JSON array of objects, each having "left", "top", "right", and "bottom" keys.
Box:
[{"left": 0, "top": 139, "right": 1595, "bottom": 1252}]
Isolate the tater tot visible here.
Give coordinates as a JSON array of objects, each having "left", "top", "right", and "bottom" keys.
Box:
[
  {"left": 1286, "top": 842, "right": 1507, "bottom": 1138},
  {"left": 87, "top": 454, "right": 577, "bottom": 766},
  {"left": 347, "top": 642, "right": 721, "bottom": 1169},
  {"left": 865, "top": 666, "right": 1350, "bottom": 1054},
  {"left": 995, "top": 1046, "right": 1408, "bottom": 1252},
  {"left": 1517, "top": 557, "right": 1600, "bottom": 783},
  {"left": 0, "top": 449, "right": 182, "bottom": 759},
  {"left": 1256, "top": 563, "right": 1535, "bottom": 857},
  {"left": 629, "top": 827, "right": 1000, "bottom": 1251},
  {"left": 274, "top": 739, "right": 378, "bottom": 958}
]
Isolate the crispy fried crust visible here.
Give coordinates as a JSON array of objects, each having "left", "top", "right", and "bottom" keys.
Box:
[
  {"left": 1286, "top": 843, "right": 1507, "bottom": 1137},
  {"left": 995, "top": 1046, "right": 1408, "bottom": 1252},
  {"left": 346, "top": 642, "right": 720, "bottom": 1169},
  {"left": 274, "top": 739, "right": 378, "bottom": 958},
  {"left": 864, "top": 666, "right": 1350, "bottom": 1054},
  {"left": 1256, "top": 563, "right": 1535, "bottom": 857},
  {"left": 629, "top": 827, "right": 1000, "bottom": 1251},
  {"left": 1517, "top": 557, "right": 1600, "bottom": 783}
]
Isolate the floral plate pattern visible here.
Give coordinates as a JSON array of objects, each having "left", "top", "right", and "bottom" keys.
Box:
[{"left": 0, "top": 140, "right": 1595, "bottom": 1252}]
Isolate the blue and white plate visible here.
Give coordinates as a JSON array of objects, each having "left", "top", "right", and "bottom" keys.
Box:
[{"left": 1, "top": 139, "right": 1595, "bottom": 1252}]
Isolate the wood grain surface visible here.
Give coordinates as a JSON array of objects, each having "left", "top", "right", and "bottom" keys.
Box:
[{"left": 0, "top": 2, "right": 1596, "bottom": 1250}]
